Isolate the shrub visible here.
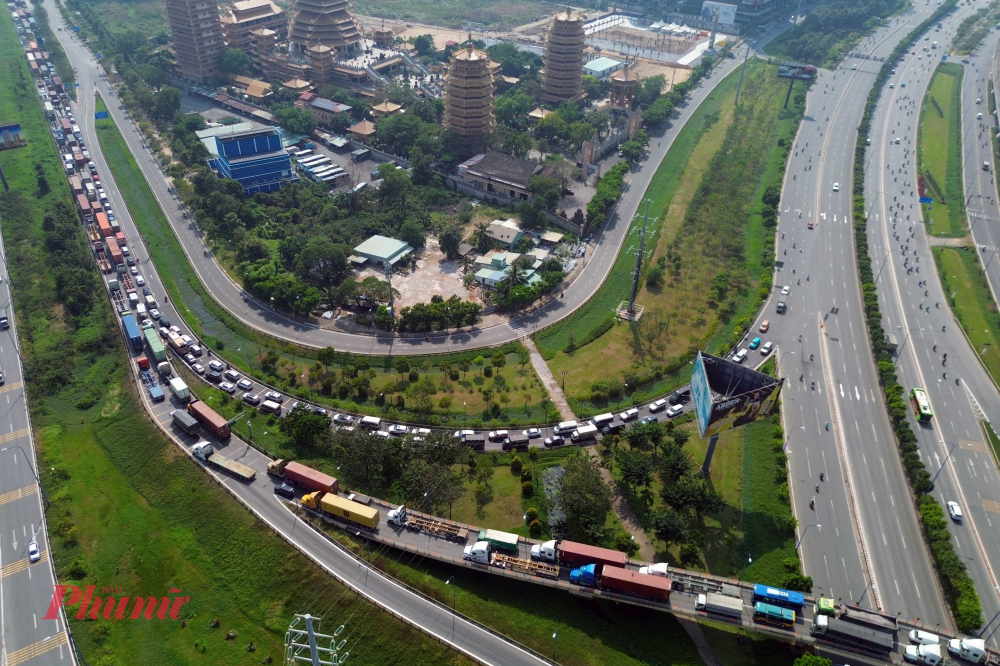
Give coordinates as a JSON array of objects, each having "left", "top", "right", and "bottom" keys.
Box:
[
  {"left": 67, "top": 558, "right": 88, "bottom": 578},
  {"left": 520, "top": 467, "right": 532, "bottom": 482},
  {"left": 526, "top": 507, "right": 539, "bottom": 523},
  {"left": 529, "top": 519, "right": 542, "bottom": 537},
  {"left": 510, "top": 456, "right": 523, "bottom": 473},
  {"left": 408, "top": 370, "right": 419, "bottom": 382},
  {"left": 90, "top": 621, "right": 111, "bottom": 644},
  {"left": 483, "top": 367, "right": 493, "bottom": 378},
  {"left": 521, "top": 480, "right": 534, "bottom": 497},
  {"left": 679, "top": 543, "right": 700, "bottom": 565}
]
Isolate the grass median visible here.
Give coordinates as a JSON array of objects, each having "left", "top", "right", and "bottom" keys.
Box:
[
  {"left": 92, "top": 99, "right": 555, "bottom": 426},
  {"left": 934, "top": 245, "right": 1000, "bottom": 382},
  {"left": 918, "top": 62, "right": 966, "bottom": 237}
]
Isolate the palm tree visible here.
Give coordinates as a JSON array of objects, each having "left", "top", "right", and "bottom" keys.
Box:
[
  {"left": 473, "top": 221, "right": 490, "bottom": 250},
  {"left": 460, "top": 254, "right": 473, "bottom": 275},
  {"left": 498, "top": 263, "right": 530, "bottom": 295}
]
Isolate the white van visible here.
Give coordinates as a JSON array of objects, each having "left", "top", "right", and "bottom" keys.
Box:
[
  {"left": 259, "top": 400, "right": 282, "bottom": 416},
  {"left": 361, "top": 415, "right": 381, "bottom": 429},
  {"left": 590, "top": 413, "right": 614, "bottom": 428},
  {"left": 554, "top": 420, "right": 578, "bottom": 435},
  {"left": 136, "top": 303, "right": 147, "bottom": 318}
]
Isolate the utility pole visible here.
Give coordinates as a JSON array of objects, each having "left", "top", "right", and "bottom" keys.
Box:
[
  {"left": 384, "top": 262, "right": 395, "bottom": 331},
  {"left": 627, "top": 198, "right": 651, "bottom": 315},
  {"left": 285, "top": 614, "right": 348, "bottom": 666},
  {"left": 734, "top": 42, "right": 752, "bottom": 106}
]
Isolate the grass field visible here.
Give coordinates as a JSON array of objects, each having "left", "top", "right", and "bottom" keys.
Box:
[
  {"left": 82, "top": 0, "right": 166, "bottom": 38},
  {"left": 934, "top": 246, "right": 1000, "bottom": 383},
  {"left": 538, "top": 62, "right": 804, "bottom": 417},
  {"left": 92, "top": 99, "right": 556, "bottom": 426},
  {"left": 0, "top": 13, "right": 473, "bottom": 664},
  {"left": 355, "top": 0, "right": 554, "bottom": 28},
  {"left": 699, "top": 621, "right": 799, "bottom": 666},
  {"left": 919, "top": 63, "right": 967, "bottom": 237}
]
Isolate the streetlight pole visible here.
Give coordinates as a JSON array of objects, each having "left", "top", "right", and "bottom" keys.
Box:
[
  {"left": 795, "top": 523, "right": 822, "bottom": 550},
  {"left": 928, "top": 442, "right": 960, "bottom": 490},
  {"left": 446, "top": 576, "right": 456, "bottom": 639},
  {"left": 552, "top": 628, "right": 559, "bottom": 658}
]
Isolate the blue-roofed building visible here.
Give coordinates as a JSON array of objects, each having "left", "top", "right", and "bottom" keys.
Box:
[{"left": 210, "top": 127, "right": 299, "bottom": 196}]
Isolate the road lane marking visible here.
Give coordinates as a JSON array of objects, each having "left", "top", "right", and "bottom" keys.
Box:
[
  {"left": 5, "top": 631, "right": 69, "bottom": 666},
  {"left": 0, "top": 381, "right": 24, "bottom": 394},
  {"left": 0, "top": 427, "right": 30, "bottom": 444},
  {"left": 0, "top": 549, "right": 47, "bottom": 578},
  {"left": 959, "top": 438, "right": 988, "bottom": 454},
  {"left": 981, "top": 500, "right": 1000, "bottom": 514},
  {"left": 0, "top": 484, "right": 38, "bottom": 508}
]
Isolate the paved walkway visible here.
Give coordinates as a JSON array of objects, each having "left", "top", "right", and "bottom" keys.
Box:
[
  {"left": 675, "top": 617, "right": 724, "bottom": 666},
  {"left": 523, "top": 337, "right": 577, "bottom": 421}
]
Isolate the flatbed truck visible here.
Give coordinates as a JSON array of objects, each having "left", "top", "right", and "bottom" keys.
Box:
[
  {"left": 386, "top": 505, "right": 469, "bottom": 542},
  {"left": 191, "top": 442, "right": 256, "bottom": 481},
  {"left": 810, "top": 614, "right": 893, "bottom": 654},
  {"left": 140, "top": 370, "right": 164, "bottom": 402}
]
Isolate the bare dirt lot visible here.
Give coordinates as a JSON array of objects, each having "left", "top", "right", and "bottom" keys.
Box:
[{"left": 356, "top": 238, "right": 480, "bottom": 309}]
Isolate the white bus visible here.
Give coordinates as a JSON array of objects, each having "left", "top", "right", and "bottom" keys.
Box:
[
  {"left": 322, "top": 171, "right": 349, "bottom": 183},
  {"left": 298, "top": 156, "right": 326, "bottom": 167},
  {"left": 305, "top": 156, "right": 331, "bottom": 169},
  {"left": 293, "top": 149, "right": 312, "bottom": 158},
  {"left": 311, "top": 167, "right": 338, "bottom": 180}
]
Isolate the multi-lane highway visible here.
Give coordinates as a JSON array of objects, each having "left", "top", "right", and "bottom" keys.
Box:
[
  {"left": 0, "top": 20, "right": 75, "bottom": 664},
  {"left": 45, "top": 11, "right": 748, "bottom": 355},
  {"left": 862, "top": 1, "right": 1000, "bottom": 643}
]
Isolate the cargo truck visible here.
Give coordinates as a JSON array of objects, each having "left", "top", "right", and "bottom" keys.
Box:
[
  {"left": 172, "top": 409, "right": 199, "bottom": 435},
  {"left": 477, "top": 529, "right": 519, "bottom": 553},
  {"left": 947, "top": 638, "right": 986, "bottom": 663},
  {"left": 571, "top": 424, "right": 599, "bottom": 442},
  {"left": 191, "top": 442, "right": 256, "bottom": 481},
  {"left": 107, "top": 239, "right": 123, "bottom": 266},
  {"left": 570, "top": 563, "right": 671, "bottom": 601},
  {"left": 166, "top": 332, "right": 188, "bottom": 354},
  {"left": 810, "top": 615, "right": 893, "bottom": 654},
  {"left": 121, "top": 313, "right": 142, "bottom": 351},
  {"left": 95, "top": 212, "right": 111, "bottom": 238},
  {"left": 838, "top": 603, "right": 898, "bottom": 633},
  {"left": 266, "top": 459, "right": 339, "bottom": 493},
  {"left": 696, "top": 593, "right": 744, "bottom": 618},
  {"left": 169, "top": 377, "right": 190, "bottom": 402},
  {"left": 531, "top": 539, "right": 628, "bottom": 569},
  {"left": 187, "top": 400, "right": 230, "bottom": 439},
  {"left": 905, "top": 644, "right": 942, "bottom": 665},
  {"left": 142, "top": 324, "right": 166, "bottom": 361},
  {"left": 300, "top": 492, "right": 379, "bottom": 529},
  {"left": 462, "top": 433, "right": 486, "bottom": 449}
]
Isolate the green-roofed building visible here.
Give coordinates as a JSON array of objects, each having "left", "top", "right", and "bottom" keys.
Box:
[{"left": 352, "top": 235, "right": 414, "bottom": 267}]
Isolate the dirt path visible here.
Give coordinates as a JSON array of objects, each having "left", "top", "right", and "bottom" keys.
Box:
[{"left": 523, "top": 337, "right": 577, "bottom": 421}]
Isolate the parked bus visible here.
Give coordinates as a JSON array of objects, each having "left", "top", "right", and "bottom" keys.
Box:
[
  {"left": 753, "top": 602, "right": 795, "bottom": 629},
  {"left": 751, "top": 584, "right": 804, "bottom": 610},
  {"left": 304, "top": 157, "right": 331, "bottom": 171},
  {"left": 293, "top": 149, "right": 313, "bottom": 158},
  {"left": 909, "top": 388, "right": 933, "bottom": 422},
  {"left": 298, "top": 156, "right": 327, "bottom": 167}
]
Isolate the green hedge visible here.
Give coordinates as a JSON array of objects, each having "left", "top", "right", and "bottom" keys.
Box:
[
  {"left": 851, "top": 0, "right": 982, "bottom": 633},
  {"left": 566, "top": 315, "right": 613, "bottom": 353}
]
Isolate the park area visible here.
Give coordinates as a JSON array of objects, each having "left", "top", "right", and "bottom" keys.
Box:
[
  {"left": 918, "top": 62, "right": 966, "bottom": 237},
  {"left": 536, "top": 61, "right": 805, "bottom": 417}
]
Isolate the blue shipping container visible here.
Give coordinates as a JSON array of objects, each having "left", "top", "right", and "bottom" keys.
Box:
[{"left": 121, "top": 314, "right": 143, "bottom": 351}]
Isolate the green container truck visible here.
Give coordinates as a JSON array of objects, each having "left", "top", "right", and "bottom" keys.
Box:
[
  {"left": 477, "top": 529, "right": 519, "bottom": 553},
  {"left": 143, "top": 324, "right": 166, "bottom": 361}
]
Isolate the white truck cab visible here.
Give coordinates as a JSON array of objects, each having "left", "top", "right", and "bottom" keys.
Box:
[
  {"left": 530, "top": 540, "right": 558, "bottom": 561},
  {"left": 948, "top": 638, "right": 986, "bottom": 663},
  {"left": 463, "top": 541, "right": 490, "bottom": 564},
  {"left": 638, "top": 563, "right": 670, "bottom": 577},
  {"left": 191, "top": 442, "right": 213, "bottom": 461},
  {"left": 904, "top": 644, "right": 942, "bottom": 665},
  {"left": 387, "top": 505, "right": 407, "bottom": 527}
]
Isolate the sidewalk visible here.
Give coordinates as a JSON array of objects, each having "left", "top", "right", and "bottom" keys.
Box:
[{"left": 522, "top": 337, "right": 577, "bottom": 422}]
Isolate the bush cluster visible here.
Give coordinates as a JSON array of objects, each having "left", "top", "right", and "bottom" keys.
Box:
[
  {"left": 851, "top": 0, "right": 981, "bottom": 633},
  {"left": 585, "top": 163, "right": 631, "bottom": 230}
]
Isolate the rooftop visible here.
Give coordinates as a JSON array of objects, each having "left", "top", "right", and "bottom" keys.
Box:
[
  {"left": 349, "top": 119, "right": 377, "bottom": 136},
  {"left": 459, "top": 151, "right": 541, "bottom": 189},
  {"left": 224, "top": 148, "right": 290, "bottom": 165},
  {"left": 354, "top": 235, "right": 413, "bottom": 264},
  {"left": 311, "top": 97, "right": 353, "bottom": 114},
  {"left": 584, "top": 56, "right": 623, "bottom": 72}
]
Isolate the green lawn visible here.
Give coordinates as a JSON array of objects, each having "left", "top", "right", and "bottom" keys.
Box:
[
  {"left": 0, "top": 12, "right": 471, "bottom": 663},
  {"left": 699, "top": 621, "right": 799, "bottom": 666},
  {"left": 934, "top": 246, "right": 1000, "bottom": 383},
  {"left": 92, "top": 99, "right": 555, "bottom": 426},
  {"left": 919, "top": 63, "right": 967, "bottom": 237},
  {"left": 538, "top": 62, "right": 804, "bottom": 417},
  {"left": 354, "top": 0, "right": 552, "bottom": 28}
]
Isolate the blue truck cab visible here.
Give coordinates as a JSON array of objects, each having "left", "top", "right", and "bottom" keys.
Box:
[{"left": 570, "top": 563, "right": 598, "bottom": 586}]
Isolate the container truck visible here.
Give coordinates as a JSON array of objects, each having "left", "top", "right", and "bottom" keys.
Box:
[
  {"left": 69, "top": 174, "right": 82, "bottom": 195},
  {"left": 142, "top": 324, "right": 166, "bottom": 361},
  {"left": 266, "top": 459, "right": 339, "bottom": 493},
  {"left": 187, "top": 400, "right": 230, "bottom": 439},
  {"left": 570, "top": 563, "right": 671, "bottom": 601},
  {"left": 947, "top": 638, "right": 986, "bottom": 663},
  {"left": 140, "top": 370, "right": 164, "bottom": 402},
  {"left": 571, "top": 424, "right": 598, "bottom": 442},
  {"left": 121, "top": 313, "right": 142, "bottom": 351},
  {"left": 172, "top": 409, "right": 199, "bottom": 435},
  {"left": 95, "top": 212, "right": 111, "bottom": 238},
  {"left": 76, "top": 194, "right": 92, "bottom": 222},
  {"left": 169, "top": 377, "right": 190, "bottom": 402},
  {"left": 462, "top": 541, "right": 559, "bottom": 579},
  {"left": 838, "top": 603, "right": 898, "bottom": 633},
  {"left": 191, "top": 442, "right": 256, "bottom": 482},
  {"left": 300, "top": 492, "right": 379, "bottom": 529},
  {"left": 107, "top": 239, "right": 123, "bottom": 266},
  {"left": 477, "top": 529, "right": 519, "bottom": 553},
  {"left": 695, "top": 593, "right": 744, "bottom": 619},
  {"left": 904, "top": 644, "right": 942, "bottom": 665},
  {"left": 531, "top": 539, "right": 628, "bottom": 569},
  {"left": 810, "top": 615, "right": 893, "bottom": 654}
]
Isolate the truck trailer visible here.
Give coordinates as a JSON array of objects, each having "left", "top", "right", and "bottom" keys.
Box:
[
  {"left": 187, "top": 400, "right": 230, "bottom": 439},
  {"left": 172, "top": 409, "right": 200, "bottom": 435},
  {"left": 121, "top": 313, "right": 142, "bottom": 351},
  {"left": 300, "top": 492, "right": 379, "bottom": 529},
  {"left": 531, "top": 539, "right": 628, "bottom": 569},
  {"left": 810, "top": 615, "right": 894, "bottom": 654},
  {"left": 191, "top": 442, "right": 256, "bottom": 482},
  {"left": 570, "top": 563, "right": 671, "bottom": 601},
  {"left": 477, "top": 529, "right": 519, "bottom": 553},
  {"left": 142, "top": 324, "right": 166, "bottom": 361},
  {"left": 169, "top": 377, "right": 190, "bottom": 402},
  {"left": 267, "top": 459, "right": 339, "bottom": 493},
  {"left": 695, "top": 593, "right": 744, "bottom": 619}
]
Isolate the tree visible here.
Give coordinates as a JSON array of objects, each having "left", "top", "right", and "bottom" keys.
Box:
[
  {"left": 294, "top": 237, "right": 349, "bottom": 286},
  {"left": 651, "top": 508, "right": 688, "bottom": 548},
  {"left": 616, "top": 449, "right": 654, "bottom": 492},
  {"left": 152, "top": 87, "right": 181, "bottom": 121},
  {"left": 414, "top": 34, "right": 435, "bottom": 56},
  {"left": 273, "top": 105, "right": 315, "bottom": 134},
  {"left": 568, "top": 121, "right": 596, "bottom": 151},
  {"left": 661, "top": 474, "right": 724, "bottom": 515},
  {"left": 792, "top": 655, "right": 832, "bottom": 666},
  {"left": 280, "top": 404, "right": 333, "bottom": 451},
  {"left": 408, "top": 146, "right": 434, "bottom": 186},
  {"left": 582, "top": 74, "right": 603, "bottom": 100},
  {"left": 220, "top": 48, "right": 252, "bottom": 76},
  {"left": 619, "top": 139, "right": 644, "bottom": 162},
  {"left": 491, "top": 350, "right": 506, "bottom": 374},
  {"left": 561, "top": 452, "right": 613, "bottom": 541},
  {"left": 498, "top": 263, "right": 531, "bottom": 295},
  {"left": 317, "top": 347, "right": 338, "bottom": 370},
  {"left": 473, "top": 355, "right": 485, "bottom": 375},
  {"left": 394, "top": 357, "right": 410, "bottom": 378},
  {"left": 472, "top": 221, "right": 491, "bottom": 251},
  {"left": 439, "top": 222, "right": 463, "bottom": 259},
  {"left": 333, "top": 429, "right": 395, "bottom": 489},
  {"left": 659, "top": 446, "right": 693, "bottom": 483},
  {"left": 376, "top": 113, "right": 426, "bottom": 157},
  {"left": 399, "top": 219, "right": 426, "bottom": 248}
]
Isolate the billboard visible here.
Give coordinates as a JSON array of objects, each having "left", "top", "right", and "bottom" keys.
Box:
[
  {"left": 692, "top": 352, "right": 783, "bottom": 438},
  {"left": 778, "top": 64, "right": 817, "bottom": 81},
  {"left": 0, "top": 124, "right": 26, "bottom": 151},
  {"left": 701, "top": 1, "right": 737, "bottom": 26}
]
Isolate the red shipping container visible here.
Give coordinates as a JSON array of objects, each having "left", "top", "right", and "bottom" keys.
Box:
[
  {"left": 558, "top": 540, "right": 628, "bottom": 568},
  {"left": 283, "top": 462, "right": 338, "bottom": 494},
  {"left": 599, "top": 567, "right": 671, "bottom": 601}
]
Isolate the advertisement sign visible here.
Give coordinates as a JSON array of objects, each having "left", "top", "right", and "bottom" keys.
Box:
[
  {"left": 0, "top": 124, "right": 26, "bottom": 151},
  {"left": 701, "top": 1, "right": 737, "bottom": 26},
  {"left": 95, "top": 111, "right": 109, "bottom": 119},
  {"left": 693, "top": 351, "right": 783, "bottom": 438},
  {"left": 777, "top": 64, "right": 817, "bottom": 81}
]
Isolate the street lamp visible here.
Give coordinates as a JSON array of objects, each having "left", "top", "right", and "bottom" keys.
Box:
[
  {"left": 796, "top": 523, "right": 822, "bottom": 550},
  {"left": 927, "top": 442, "right": 960, "bottom": 491},
  {"left": 247, "top": 420, "right": 253, "bottom": 444},
  {"left": 552, "top": 628, "right": 559, "bottom": 658}
]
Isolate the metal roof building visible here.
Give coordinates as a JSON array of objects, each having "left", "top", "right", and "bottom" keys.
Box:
[
  {"left": 352, "top": 235, "right": 413, "bottom": 266},
  {"left": 211, "top": 127, "right": 299, "bottom": 195}
]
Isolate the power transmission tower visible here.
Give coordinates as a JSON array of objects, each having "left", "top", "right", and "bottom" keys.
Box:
[
  {"left": 285, "top": 614, "right": 349, "bottom": 666},
  {"left": 616, "top": 198, "right": 651, "bottom": 322}
]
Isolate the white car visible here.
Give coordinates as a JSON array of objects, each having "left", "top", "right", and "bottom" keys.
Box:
[
  {"left": 150, "top": 309, "right": 161, "bottom": 320},
  {"left": 192, "top": 363, "right": 205, "bottom": 375},
  {"left": 236, "top": 378, "right": 253, "bottom": 391},
  {"left": 781, "top": 285, "right": 790, "bottom": 295},
  {"left": 169, "top": 325, "right": 182, "bottom": 334},
  {"left": 388, "top": 424, "right": 408, "bottom": 436},
  {"left": 219, "top": 381, "right": 236, "bottom": 394},
  {"left": 733, "top": 349, "right": 748, "bottom": 364},
  {"left": 832, "top": 182, "right": 840, "bottom": 192},
  {"left": 135, "top": 275, "right": 145, "bottom": 286},
  {"left": 524, "top": 428, "right": 542, "bottom": 438},
  {"left": 130, "top": 265, "right": 138, "bottom": 275},
  {"left": 760, "top": 341, "right": 774, "bottom": 356},
  {"left": 488, "top": 430, "right": 509, "bottom": 441},
  {"left": 454, "top": 429, "right": 475, "bottom": 439},
  {"left": 620, "top": 407, "right": 640, "bottom": 422},
  {"left": 666, "top": 405, "right": 684, "bottom": 418},
  {"left": 649, "top": 398, "right": 668, "bottom": 412},
  {"left": 947, "top": 500, "right": 963, "bottom": 521},
  {"left": 27, "top": 541, "right": 40, "bottom": 563}
]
